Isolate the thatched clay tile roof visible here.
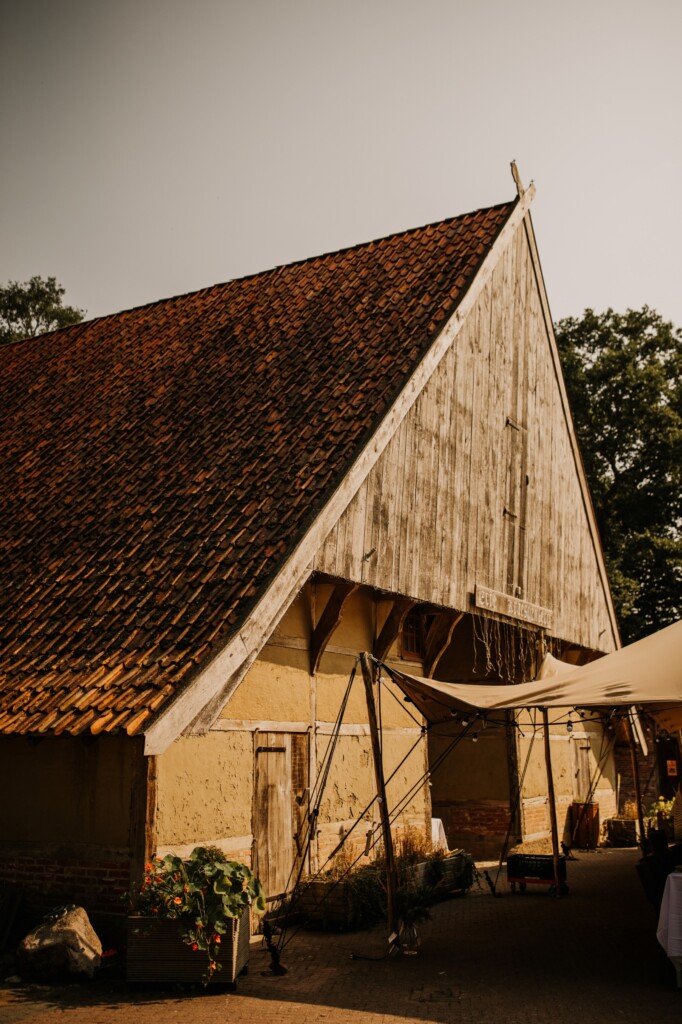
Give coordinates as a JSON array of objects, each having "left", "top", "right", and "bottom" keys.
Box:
[{"left": 0, "top": 198, "right": 516, "bottom": 736}]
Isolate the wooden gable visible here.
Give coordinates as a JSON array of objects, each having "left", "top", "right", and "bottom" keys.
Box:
[{"left": 314, "top": 211, "right": 617, "bottom": 654}]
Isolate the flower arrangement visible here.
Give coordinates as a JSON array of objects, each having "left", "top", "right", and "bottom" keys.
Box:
[
  {"left": 649, "top": 795, "right": 675, "bottom": 820},
  {"left": 131, "top": 845, "right": 266, "bottom": 980}
]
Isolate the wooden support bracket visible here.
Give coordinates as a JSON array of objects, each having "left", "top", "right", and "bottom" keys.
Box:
[
  {"left": 424, "top": 611, "right": 464, "bottom": 678},
  {"left": 310, "top": 581, "right": 358, "bottom": 674},
  {"left": 373, "top": 598, "right": 416, "bottom": 663}
]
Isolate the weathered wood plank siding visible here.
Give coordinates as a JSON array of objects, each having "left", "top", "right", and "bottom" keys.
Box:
[{"left": 314, "top": 218, "right": 615, "bottom": 654}]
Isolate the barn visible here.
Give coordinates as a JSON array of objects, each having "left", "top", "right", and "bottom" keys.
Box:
[{"left": 0, "top": 179, "right": 619, "bottom": 932}]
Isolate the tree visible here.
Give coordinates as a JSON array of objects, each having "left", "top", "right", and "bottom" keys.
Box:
[
  {"left": 555, "top": 307, "right": 681, "bottom": 643},
  {"left": 0, "top": 275, "right": 84, "bottom": 344}
]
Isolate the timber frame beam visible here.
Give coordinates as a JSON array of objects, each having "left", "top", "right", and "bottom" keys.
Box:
[
  {"left": 374, "top": 598, "right": 416, "bottom": 663},
  {"left": 424, "top": 611, "right": 464, "bottom": 678},
  {"left": 310, "top": 582, "right": 358, "bottom": 674}
]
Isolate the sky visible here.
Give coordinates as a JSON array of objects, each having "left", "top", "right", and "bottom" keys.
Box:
[{"left": 1, "top": 0, "right": 681, "bottom": 327}]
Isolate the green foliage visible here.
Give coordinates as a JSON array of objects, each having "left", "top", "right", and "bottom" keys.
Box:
[
  {"left": 649, "top": 795, "right": 674, "bottom": 820},
  {"left": 0, "top": 275, "right": 84, "bottom": 343},
  {"left": 314, "top": 847, "right": 475, "bottom": 932},
  {"left": 345, "top": 864, "right": 388, "bottom": 929},
  {"left": 555, "top": 307, "right": 682, "bottom": 642},
  {"left": 131, "top": 845, "right": 266, "bottom": 981}
]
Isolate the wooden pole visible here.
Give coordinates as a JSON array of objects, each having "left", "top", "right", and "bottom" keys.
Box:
[
  {"left": 626, "top": 713, "right": 647, "bottom": 852},
  {"left": 360, "top": 652, "right": 400, "bottom": 947},
  {"left": 541, "top": 708, "right": 563, "bottom": 898}
]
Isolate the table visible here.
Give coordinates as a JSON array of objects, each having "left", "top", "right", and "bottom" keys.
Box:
[{"left": 657, "top": 871, "right": 682, "bottom": 988}]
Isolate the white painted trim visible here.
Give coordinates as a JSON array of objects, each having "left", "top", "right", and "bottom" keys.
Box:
[
  {"left": 210, "top": 719, "right": 311, "bottom": 734},
  {"left": 143, "top": 194, "right": 534, "bottom": 755},
  {"left": 209, "top": 718, "right": 423, "bottom": 737},
  {"left": 154, "top": 834, "right": 253, "bottom": 860}
]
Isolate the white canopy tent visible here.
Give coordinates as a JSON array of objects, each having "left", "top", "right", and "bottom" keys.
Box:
[
  {"left": 382, "top": 619, "right": 681, "bottom": 880},
  {"left": 384, "top": 619, "right": 682, "bottom": 729}
]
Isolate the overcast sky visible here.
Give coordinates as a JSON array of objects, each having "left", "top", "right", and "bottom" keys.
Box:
[{"left": 2, "top": 0, "right": 680, "bottom": 327}]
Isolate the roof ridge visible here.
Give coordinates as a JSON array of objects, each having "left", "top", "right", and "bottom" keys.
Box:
[{"left": 10, "top": 197, "right": 518, "bottom": 343}]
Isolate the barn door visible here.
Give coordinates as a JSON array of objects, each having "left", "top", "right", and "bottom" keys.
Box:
[{"left": 252, "top": 733, "right": 309, "bottom": 902}]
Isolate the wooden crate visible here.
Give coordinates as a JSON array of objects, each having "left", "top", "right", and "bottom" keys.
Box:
[{"left": 127, "top": 914, "right": 249, "bottom": 987}]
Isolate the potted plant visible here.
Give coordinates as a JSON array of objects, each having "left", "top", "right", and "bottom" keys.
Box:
[
  {"left": 649, "top": 795, "right": 675, "bottom": 839},
  {"left": 127, "top": 845, "right": 266, "bottom": 986}
]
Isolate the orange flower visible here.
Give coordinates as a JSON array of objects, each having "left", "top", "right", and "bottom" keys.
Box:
[
  {"left": 145, "top": 863, "right": 153, "bottom": 871},
  {"left": 173, "top": 896, "right": 182, "bottom": 905},
  {"left": 213, "top": 934, "right": 221, "bottom": 944}
]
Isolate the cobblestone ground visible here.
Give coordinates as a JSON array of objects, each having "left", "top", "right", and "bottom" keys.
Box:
[{"left": 1, "top": 849, "right": 680, "bottom": 1024}]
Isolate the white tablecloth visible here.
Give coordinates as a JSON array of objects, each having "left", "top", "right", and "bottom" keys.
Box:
[{"left": 657, "top": 872, "right": 682, "bottom": 966}]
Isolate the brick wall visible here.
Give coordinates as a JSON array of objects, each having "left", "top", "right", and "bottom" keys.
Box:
[
  {"left": 0, "top": 843, "right": 130, "bottom": 917},
  {"left": 614, "top": 726, "right": 659, "bottom": 815},
  {"left": 435, "top": 800, "right": 512, "bottom": 859}
]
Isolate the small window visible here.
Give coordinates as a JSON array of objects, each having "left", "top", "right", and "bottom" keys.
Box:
[{"left": 400, "top": 609, "right": 424, "bottom": 659}]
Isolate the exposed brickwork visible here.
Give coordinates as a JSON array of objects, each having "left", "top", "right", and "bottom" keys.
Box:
[
  {"left": 0, "top": 845, "right": 130, "bottom": 916},
  {"left": 435, "top": 800, "right": 512, "bottom": 858},
  {"left": 614, "top": 724, "right": 660, "bottom": 814},
  {"left": 521, "top": 799, "right": 549, "bottom": 837}
]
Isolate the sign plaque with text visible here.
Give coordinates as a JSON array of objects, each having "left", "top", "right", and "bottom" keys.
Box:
[{"left": 474, "top": 585, "right": 553, "bottom": 630}]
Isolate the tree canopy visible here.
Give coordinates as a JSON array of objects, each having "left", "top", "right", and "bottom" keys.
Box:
[
  {"left": 555, "top": 307, "right": 681, "bottom": 644},
  {"left": 0, "top": 275, "right": 84, "bottom": 344}
]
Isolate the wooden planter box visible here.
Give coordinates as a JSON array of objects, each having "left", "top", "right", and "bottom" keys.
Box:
[
  {"left": 127, "top": 915, "right": 249, "bottom": 988},
  {"left": 412, "top": 850, "right": 474, "bottom": 899}
]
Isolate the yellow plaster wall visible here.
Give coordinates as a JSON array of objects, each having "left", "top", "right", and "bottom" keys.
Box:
[
  {"left": 318, "top": 735, "right": 374, "bottom": 823},
  {"left": 318, "top": 733, "right": 428, "bottom": 825},
  {"left": 155, "top": 732, "right": 253, "bottom": 845},
  {"left": 0, "top": 735, "right": 133, "bottom": 845},
  {"left": 316, "top": 652, "right": 366, "bottom": 723},
  {"left": 272, "top": 589, "right": 311, "bottom": 641},
  {"left": 517, "top": 710, "right": 617, "bottom": 809},
  {"left": 221, "top": 645, "right": 311, "bottom": 722},
  {"left": 384, "top": 733, "right": 429, "bottom": 821},
  {"left": 428, "top": 727, "right": 509, "bottom": 801}
]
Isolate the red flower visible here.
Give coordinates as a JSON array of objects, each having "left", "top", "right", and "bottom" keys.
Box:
[
  {"left": 213, "top": 934, "right": 221, "bottom": 944},
  {"left": 191, "top": 942, "right": 198, "bottom": 951}
]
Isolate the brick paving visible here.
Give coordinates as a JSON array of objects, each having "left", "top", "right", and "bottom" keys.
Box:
[{"left": 1, "top": 848, "right": 680, "bottom": 1024}]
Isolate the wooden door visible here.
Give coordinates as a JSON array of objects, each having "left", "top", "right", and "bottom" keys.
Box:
[
  {"left": 571, "top": 736, "right": 593, "bottom": 802},
  {"left": 252, "top": 733, "right": 309, "bottom": 902}
]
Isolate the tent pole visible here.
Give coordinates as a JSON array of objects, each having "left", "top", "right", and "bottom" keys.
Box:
[
  {"left": 626, "top": 713, "right": 647, "bottom": 852},
  {"left": 541, "top": 707, "right": 563, "bottom": 898},
  {"left": 360, "top": 652, "right": 400, "bottom": 948}
]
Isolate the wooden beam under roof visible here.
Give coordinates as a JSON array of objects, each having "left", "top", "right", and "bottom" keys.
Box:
[
  {"left": 310, "top": 581, "right": 358, "bottom": 674},
  {"left": 373, "top": 598, "right": 416, "bottom": 663},
  {"left": 424, "top": 611, "right": 464, "bottom": 679}
]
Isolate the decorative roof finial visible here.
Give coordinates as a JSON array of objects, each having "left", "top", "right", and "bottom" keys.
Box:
[{"left": 510, "top": 160, "right": 524, "bottom": 197}]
